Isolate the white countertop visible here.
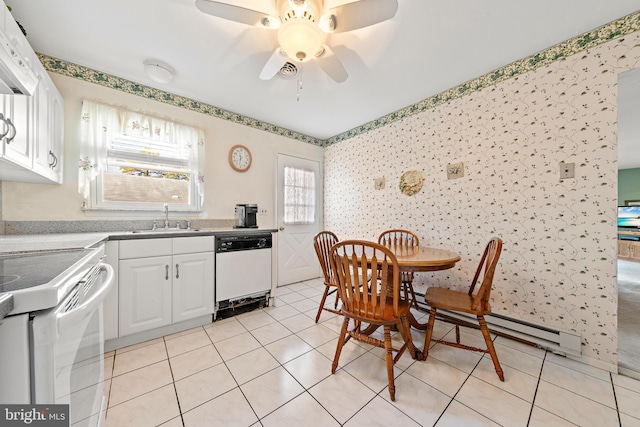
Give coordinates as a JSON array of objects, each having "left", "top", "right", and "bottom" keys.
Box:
[
  {"left": 0, "top": 233, "right": 109, "bottom": 254},
  {"left": 0, "top": 228, "right": 278, "bottom": 254}
]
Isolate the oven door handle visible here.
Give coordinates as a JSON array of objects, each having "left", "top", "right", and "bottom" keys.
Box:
[{"left": 56, "top": 263, "right": 115, "bottom": 331}]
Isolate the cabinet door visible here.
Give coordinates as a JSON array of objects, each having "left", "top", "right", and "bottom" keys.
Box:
[
  {"left": 631, "top": 242, "right": 640, "bottom": 261},
  {"left": 32, "top": 70, "right": 51, "bottom": 177},
  {"left": 173, "top": 252, "right": 214, "bottom": 323},
  {"left": 48, "top": 88, "right": 64, "bottom": 183},
  {"left": 619, "top": 241, "right": 631, "bottom": 258},
  {"left": 1, "top": 94, "right": 32, "bottom": 168},
  {"left": 119, "top": 256, "right": 172, "bottom": 336}
]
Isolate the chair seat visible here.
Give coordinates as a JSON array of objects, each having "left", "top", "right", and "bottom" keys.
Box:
[
  {"left": 342, "top": 298, "right": 412, "bottom": 325},
  {"left": 425, "top": 287, "right": 491, "bottom": 315}
]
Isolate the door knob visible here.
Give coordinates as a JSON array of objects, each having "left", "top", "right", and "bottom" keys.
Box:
[{"left": 279, "top": 226, "right": 285, "bottom": 231}]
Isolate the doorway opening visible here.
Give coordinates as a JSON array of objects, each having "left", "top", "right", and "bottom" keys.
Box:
[{"left": 617, "top": 67, "right": 640, "bottom": 379}]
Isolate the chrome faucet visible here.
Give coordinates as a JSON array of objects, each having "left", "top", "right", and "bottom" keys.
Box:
[{"left": 163, "top": 203, "right": 169, "bottom": 229}]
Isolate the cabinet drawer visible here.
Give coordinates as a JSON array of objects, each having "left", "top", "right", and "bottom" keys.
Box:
[
  {"left": 119, "top": 238, "right": 172, "bottom": 259},
  {"left": 173, "top": 236, "right": 214, "bottom": 254}
]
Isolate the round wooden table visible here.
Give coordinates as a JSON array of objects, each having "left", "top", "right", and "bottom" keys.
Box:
[{"left": 390, "top": 246, "right": 461, "bottom": 273}]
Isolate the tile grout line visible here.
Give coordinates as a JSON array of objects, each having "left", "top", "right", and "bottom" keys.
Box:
[
  {"left": 162, "top": 336, "right": 186, "bottom": 427},
  {"left": 525, "top": 347, "right": 547, "bottom": 426},
  {"left": 610, "top": 372, "right": 623, "bottom": 427}
]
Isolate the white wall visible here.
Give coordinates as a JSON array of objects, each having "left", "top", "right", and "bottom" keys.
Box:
[{"left": 1, "top": 73, "right": 324, "bottom": 225}]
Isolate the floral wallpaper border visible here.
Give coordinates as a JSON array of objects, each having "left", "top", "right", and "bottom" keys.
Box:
[
  {"left": 37, "top": 53, "right": 324, "bottom": 147},
  {"left": 38, "top": 9, "right": 640, "bottom": 147},
  {"left": 324, "top": 9, "right": 640, "bottom": 146}
]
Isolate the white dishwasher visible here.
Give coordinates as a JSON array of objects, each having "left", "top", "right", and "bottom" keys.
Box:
[{"left": 214, "top": 232, "right": 272, "bottom": 318}]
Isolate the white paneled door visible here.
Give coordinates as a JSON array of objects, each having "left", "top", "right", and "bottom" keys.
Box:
[{"left": 276, "top": 154, "right": 321, "bottom": 285}]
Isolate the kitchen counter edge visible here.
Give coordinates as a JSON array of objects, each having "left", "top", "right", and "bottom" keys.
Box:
[
  {"left": 0, "top": 294, "right": 13, "bottom": 321},
  {"left": 108, "top": 228, "right": 278, "bottom": 240},
  {"left": 0, "top": 228, "right": 278, "bottom": 254}
]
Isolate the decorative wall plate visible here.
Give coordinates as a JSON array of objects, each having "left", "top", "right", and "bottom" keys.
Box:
[{"left": 399, "top": 170, "right": 424, "bottom": 196}]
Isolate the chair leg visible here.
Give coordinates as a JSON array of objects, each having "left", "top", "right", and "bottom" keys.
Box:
[
  {"left": 406, "top": 281, "right": 419, "bottom": 310},
  {"left": 478, "top": 315, "right": 504, "bottom": 382},
  {"left": 334, "top": 288, "right": 340, "bottom": 309},
  {"left": 422, "top": 307, "right": 437, "bottom": 360},
  {"left": 397, "top": 315, "right": 418, "bottom": 360},
  {"left": 383, "top": 325, "right": 396, "bottom": 401},
  {"left": 315, "top": 285, "right": 331, "bottom": 323},
  {"left": 332, "top": 316, "right": 350, "bottom": 374}
]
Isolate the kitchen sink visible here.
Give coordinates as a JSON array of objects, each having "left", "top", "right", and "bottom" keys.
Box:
[{"left": 130, "top": 228, "right": 201, "bottom": 234}]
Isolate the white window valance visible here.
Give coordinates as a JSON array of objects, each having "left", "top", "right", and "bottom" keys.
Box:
[{"left": 78, "top": 100, "right": 206, "bottom": 209}]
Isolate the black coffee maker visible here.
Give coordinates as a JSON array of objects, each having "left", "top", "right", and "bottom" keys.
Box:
[{"left": 234, "top": 204, "right": 258, "bottom": 228}]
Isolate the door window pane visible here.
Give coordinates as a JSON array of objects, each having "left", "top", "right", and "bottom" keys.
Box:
[{"left": 283, "top": 166, "right": 315, "bottom": 224}]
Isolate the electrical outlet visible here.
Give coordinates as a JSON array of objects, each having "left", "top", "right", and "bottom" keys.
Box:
[
  {"left": 559, "top": 162, "right": 575, "bottom": 180},
  {"left": 260, "top": 208, "right": 268, "bottom": 215}
]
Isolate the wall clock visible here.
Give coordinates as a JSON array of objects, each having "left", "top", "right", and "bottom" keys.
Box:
[{"left": 229, "top": 144, "right": 252, "bottom": 172}]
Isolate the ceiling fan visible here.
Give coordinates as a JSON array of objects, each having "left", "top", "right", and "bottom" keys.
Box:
[{"left": 195, "top": 0, "right": 398, "bottom": 83}]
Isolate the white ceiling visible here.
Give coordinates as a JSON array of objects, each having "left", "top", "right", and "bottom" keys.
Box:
[{"left": 8, "top": 0, "right": 640, "bottom": 153}]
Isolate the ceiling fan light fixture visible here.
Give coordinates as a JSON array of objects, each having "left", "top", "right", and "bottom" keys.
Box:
[
  {"left": 277, "top": 18, "right": 325, "bottom": 62},
  {"left": 143, "top": 59, "right": 175, "bottom": 84}
]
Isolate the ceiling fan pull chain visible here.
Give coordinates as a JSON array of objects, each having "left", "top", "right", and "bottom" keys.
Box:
[{"left": 297, "top": 67, "right": 304, "bottom": 101}]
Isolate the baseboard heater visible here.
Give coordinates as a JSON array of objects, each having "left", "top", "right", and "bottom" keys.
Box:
[{"left": 416, "top": 297, "right": 582, "bottom": 357}]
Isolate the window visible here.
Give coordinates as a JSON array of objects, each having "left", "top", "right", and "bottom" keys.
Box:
[
  {"left": 283, "top": 166, "right": 316, "bottom": 224},
  {"left": 79, "top": 101, "right": 205, "bottom": 211}
]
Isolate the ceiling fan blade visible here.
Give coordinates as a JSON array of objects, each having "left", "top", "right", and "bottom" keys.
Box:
[
  {"left": 325, "top": 0, "right": 398, "bottom": 33},
  {"left": 315, "top": 46, "right": 348, "bottom": 83},
  {"left": 195, "top": 0, "right": 275, "bottom": 27},
  {"left": 259, "top": 48, "right": 289, "bottom": 80}
]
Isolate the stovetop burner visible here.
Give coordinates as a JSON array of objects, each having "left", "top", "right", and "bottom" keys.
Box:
[{"left": 0, "top": 275, "right": 20, "bottom": 287}]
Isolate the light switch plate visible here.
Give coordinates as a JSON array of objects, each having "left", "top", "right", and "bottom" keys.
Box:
[
  {"left": 560, "top": 162, "right": 575, "bottom": 179},
  {"left": 447, "top": 162, "right": 464, "bottom": 180}
]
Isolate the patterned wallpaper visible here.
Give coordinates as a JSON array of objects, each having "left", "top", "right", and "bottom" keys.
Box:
[{"left": 325, "top": 29, "right": 640, "bottom": 366}]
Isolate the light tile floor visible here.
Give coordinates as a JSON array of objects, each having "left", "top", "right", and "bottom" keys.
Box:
[{"left": 104, "top": 278, "right": 640, "bottom": 427}]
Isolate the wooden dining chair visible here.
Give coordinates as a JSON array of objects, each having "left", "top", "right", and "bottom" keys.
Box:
[
  {"left": 330, "top": 240, "right": 418, "bottom": 401},
  {"left": 313, "top": 231, "right": 342, "bottom": 323},
  {"left": 422, "top": 237, "right": 505, "bottom": 381},
  {"left": 378, "top": 229, "right": 420, "bottom": 309}
]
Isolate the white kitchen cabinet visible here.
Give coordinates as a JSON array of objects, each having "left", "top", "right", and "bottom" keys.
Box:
[
  {"left": 117, "top": 236, "right": 215, "bottom": 338},
  {"left": 172, "top": 252, "right": 214, "bottom": 323},
  {"left": 0, "top": 3, "right": 64, "bottom": 184},
  {"left": 32, "top": 69, "right": 63, "bottom": 182},
  {"left": 48, "top": 88, "right": 64, "bottom": 182},
  {"left": 119, "top": 255, "right": 173, "bottom": 336},
  {"left": 0, "top": 92, "right": 32, "bottom": 169}
]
